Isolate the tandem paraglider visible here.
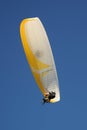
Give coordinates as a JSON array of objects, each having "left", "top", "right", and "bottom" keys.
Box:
[{"left": 20, "top": 17, "right": 60, "bottom": 104}]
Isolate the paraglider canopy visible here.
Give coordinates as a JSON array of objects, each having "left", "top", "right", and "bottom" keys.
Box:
[{"left": 20, "top": 17, "right": 60, "bottom": 103}]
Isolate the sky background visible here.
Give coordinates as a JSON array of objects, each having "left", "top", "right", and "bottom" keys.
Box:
[{"left": 0, "top": 0, "right": 87, "bottom": 130}]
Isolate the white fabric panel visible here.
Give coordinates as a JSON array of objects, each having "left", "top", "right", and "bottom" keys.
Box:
[{"left": 24, "top": 18, "right": 54, "bottom": 65}]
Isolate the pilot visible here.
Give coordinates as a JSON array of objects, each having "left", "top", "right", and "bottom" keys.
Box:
[
  {"left": 49, "top": 92, "right": 55, "bottom": 100},
  {"left": 42, "top": 91, "right": 56, "bottom": 104}
]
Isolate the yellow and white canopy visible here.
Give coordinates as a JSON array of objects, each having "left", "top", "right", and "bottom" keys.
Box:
[{"left": 20, "top": 17, "right": 60, "bottom": 103}]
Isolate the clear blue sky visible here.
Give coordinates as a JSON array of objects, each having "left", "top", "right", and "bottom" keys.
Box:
[{"left": 0, "top": 0, "right": 87, "bottom": 130}]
